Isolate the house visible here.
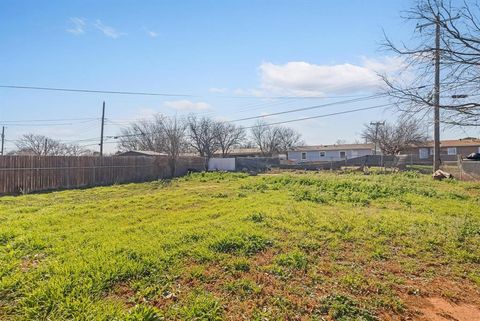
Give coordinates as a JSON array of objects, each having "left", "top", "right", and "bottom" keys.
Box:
[
  {"left": 116, "top": 150, "right": 168, "bottom": 157},
  {"left": 215, "top": 148, "right": 263, "bottom": 157},
  {"left": 404, "top": 138, "right": 480, "bottom": 160},
  {"left": 287, "top": 144, "right": 375, "bottom": 163}
]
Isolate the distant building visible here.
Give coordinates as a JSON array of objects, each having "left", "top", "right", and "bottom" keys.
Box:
[
  {"left": 215, "top": 148, "right": 263, "bottom": 157},
  {"left": 116, "top": 150, "right": 168, "bottom": 157},
  {"left": 403, "top": 138, "right": 480, "bottom": 160},
  {"left": 287, "top": 144, "right": 375, "bottom": 163}
]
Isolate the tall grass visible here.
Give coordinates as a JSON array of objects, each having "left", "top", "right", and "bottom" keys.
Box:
[{"left": 0, "top": 172, "right": 478, "bottom": 320}]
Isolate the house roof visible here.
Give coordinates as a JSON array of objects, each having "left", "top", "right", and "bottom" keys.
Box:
[
  {"left": 416, "top": 138, "right": 480, "bottom": 148},
  {"left": 289, "top": 143, "right": 374, "bottom": 152},
  {"left": 117, "top": 150, "right": 168, "bottom": 156},
  {"left": 222, "top": 148, "right": 263, "bottom": 155}
]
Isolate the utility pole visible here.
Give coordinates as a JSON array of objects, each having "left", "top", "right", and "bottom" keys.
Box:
[
  {"left": 433, "top": 14, "right": 441, "bottom": 172},
  {"left": 100, "top": 101, "right": 105, "bottom": 156},
  {"left": 1, "top": 126, "right": 4, "bottom": 156},
  {"left": 370, "top": 121, "right": 385, "bottom": 155},
  {"left": 44, "top": 138, "right": 48, "bottom": 156},
  {"left": 417, "top": 14, "right": 460, "bottom": 173}
]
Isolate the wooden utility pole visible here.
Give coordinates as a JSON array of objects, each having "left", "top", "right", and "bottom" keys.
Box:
[
  {"left": 417, "top": 14, "right": 459, "bottom": 173},
  {"left": 100, "top": 101, "right": 105, "bottom": 156},
  {"left": 1, "top": 126, "right": 4, "bottom": 156},
  {"left": 433, "top": 14, "right": 441, "bottom": 172},
  {"left": 43, "top": 138, "right": 48, "bottom": 156},
  {"left": 370, "top": 121, "right": 385, "bottom": 155}
]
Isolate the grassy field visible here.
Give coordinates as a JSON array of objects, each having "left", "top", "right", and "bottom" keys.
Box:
[{"left": 0, "top": 171, "right": 479, "bottom": 320}]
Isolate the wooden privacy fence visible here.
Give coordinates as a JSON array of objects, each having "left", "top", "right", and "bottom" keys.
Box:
[{"left": 0, "top": 155, "right": 205, "bottom": 195}]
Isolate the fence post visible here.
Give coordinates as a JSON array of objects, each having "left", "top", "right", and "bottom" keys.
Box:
[{"left": 457, "top": 155, "right": 463, "bottom": 180}]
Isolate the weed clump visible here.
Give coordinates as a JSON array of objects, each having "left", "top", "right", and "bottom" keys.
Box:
[
  {"left": 224, "top": 279, "right": 261, "bottom": 298},
  {"left": 318, "top": 294, "right": 378, "bottom": 321},
  {"left": 126, "top": 305, "right": 162, "bottom": 321},
  {"left": 275, "top": 251, "right": 308, "bottom": 270},
  {"left": 247, "top": 212, "right": 266, "bottom": 223},
  {"left": 210, "top": 234, "right": 273, "bottom": 255},
  {"left": 179, "top": 292, "right": 223, "bottom": 320},
  {"left": 228, "top": 258, "right": 251, "bottom": 272}
]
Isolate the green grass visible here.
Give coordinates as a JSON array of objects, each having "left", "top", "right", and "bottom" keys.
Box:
[{"left": 0, "top": 171, "right": 479, "bottom": 320}]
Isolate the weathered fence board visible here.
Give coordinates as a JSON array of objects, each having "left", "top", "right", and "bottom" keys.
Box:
[{"left": 0, "top": 155, "right": 205, "bottom": 195}]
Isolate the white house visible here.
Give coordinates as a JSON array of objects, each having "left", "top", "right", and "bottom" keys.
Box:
[{"left": 287, "top": 144, "right": 375, "bottom": 163}]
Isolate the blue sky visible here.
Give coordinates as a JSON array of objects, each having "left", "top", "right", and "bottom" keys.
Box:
[{"left": 1, "top": 0, "right": 478, "bottom": 153}]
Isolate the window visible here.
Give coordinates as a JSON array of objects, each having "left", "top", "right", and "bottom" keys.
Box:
[
  {"left": 301, "top": 152, "right": 307, "bottom": 160},
  {"left": 447, "top": 147, "right": 457, "bottom": 155},
  {"left": 419, "top": 148, "right": 429, "bottom": 159},
  {"left": 339, "top": 151, "right": 346, "bottom": 159},
  {"left": 319, "top": 151, "right": 326, "bottom": 157}
]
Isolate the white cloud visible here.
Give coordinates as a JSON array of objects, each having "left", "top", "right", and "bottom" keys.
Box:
[
  {"left": 66, "top": 17, "right": 86, "bottom": 35},
  {"left": 258, "top": 57, "right": 405, "bottom": 96},
  {"left": 209, "top": 87, "right": 228, "bottom": 93},
  {"left": 164, "top": 100, "right": 211, "bottom": 111},
  {"left": 146, "top": 30, "right": 158, "bottom": 37},
  {"left": 93, "top": 20, "right": 126, "bottom": 39}
]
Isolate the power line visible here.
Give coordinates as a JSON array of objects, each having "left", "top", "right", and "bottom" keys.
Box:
[
  {"left": 230, "top": 94, "right": 386, "bottom": 122},
  {"left": 105, "top": 94, "right": 386, "bottom": 126},
  {"left": 0, "top": 85, "right": 194, "bottom": 97},
  {"left": 242, "top": 104, "right": 392, "bottom": 129},
  {"left": 0, "top": 119, "right": 98, "bottom": 127},
  {"left": 0, "top": 117, "right": 99, "bottom": 123},
  {"left": 107, "top": 102, "right": 392, "bottom": 140}
]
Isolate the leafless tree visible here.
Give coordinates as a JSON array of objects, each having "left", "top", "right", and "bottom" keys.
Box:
[
  {"left": 216, "top": 122, "right": 246, "bottom": 157},
  {"left": 62, "top": 144, "right": 94, "bottom": 156},
  {"left": 14, "top": 134, "right": 91, "bottom": 156},
  {"left": 361, "top": 118, "right": 428, "bottom": 155},
  {"left": 382, "top": 0, "right": 480, "bottom": 127},
  {"left": 186, "top": 115, "right": 221, "bottom": 166},
  {"left": 250, "top": 120, "right": 303, "bottom": 156},
  {"left": 159, "top": 116, "right": 187, "bottom": 176},
  {"left": 277, "top": 127, "right": 304, "bottom": 151},
  {"left": 117, "top": 115, "right": 168, "bottom": 152},
  {"left": 116, "top": 114, "right": 187, "bottom": 176}
]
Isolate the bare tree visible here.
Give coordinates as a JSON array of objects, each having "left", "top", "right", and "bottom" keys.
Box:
[
  {"left": 15, "top": 134, "right": 60, "bottom": 155},
  {"left": 116, "top": 114, "right": 187, "bottom": 176},
  {"left": 62, "top": 144, "right": 94, "bottom": 156},
  {"left": 159, "top": 116, "right": 187, "bottom": 176},
  {"left": 117, "top": 115, "right": 168, "bottom": 152},
  {"left": 382, "top": 0, "right": 480, "bottom": 126},
  {"left": 187, "top": 115, "right": 221, "bottom": 167},
  {"left": 361, "top": 119, "right": 428, "bottom": 155},
  {"left": 14, "top": 134, "right": 91, "bottom": 156},
  {"left": 250, "top": 120, "right": 303, "bottom": 156},
  {"left": 216, "top": 122, "right": 246, "bottom": 157},
  {"left": 277, "top": 127, "right": 303, "bottom": 151}
]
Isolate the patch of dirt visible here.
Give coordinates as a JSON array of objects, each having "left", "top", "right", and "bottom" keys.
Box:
[
  {"left": 417, "top": 297, "right": 480, "bottom": 321},
  {"left": 19, "top": 253, "right": 46, "bottom": 272},
  {"left": 105, "top": 282, "right": 136, "bottom": 308}
]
